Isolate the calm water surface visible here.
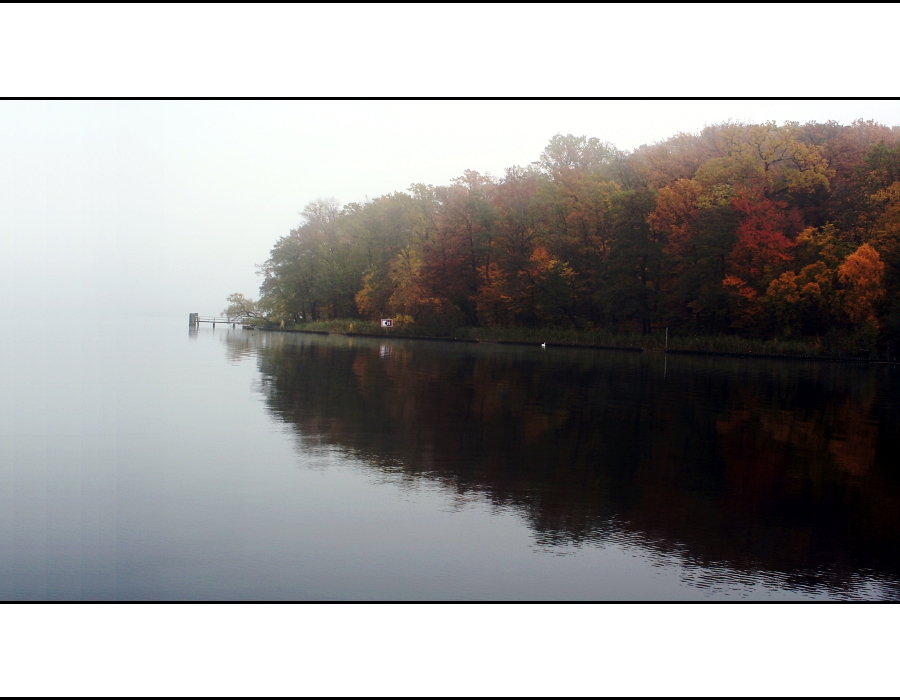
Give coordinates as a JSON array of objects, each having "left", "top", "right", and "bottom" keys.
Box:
[{"left": 2, "top": 319, "right": 899, "bottom": 600}]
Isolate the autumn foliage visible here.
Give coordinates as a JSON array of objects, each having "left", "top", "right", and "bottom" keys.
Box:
[
  {"left": 838, "top": 244, "right": 885, "bottom": 325},
  {"left": 256, "top": 120, "right": 900, "bottom": 352}
]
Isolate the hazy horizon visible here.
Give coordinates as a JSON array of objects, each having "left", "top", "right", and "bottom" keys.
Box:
[{"left": 2, "top": 100, "right": 898, "bottom": 320}]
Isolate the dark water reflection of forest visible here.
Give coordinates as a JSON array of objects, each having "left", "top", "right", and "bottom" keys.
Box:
[{"left": 225, "top": 331, "right": 900, "bottom": 599}]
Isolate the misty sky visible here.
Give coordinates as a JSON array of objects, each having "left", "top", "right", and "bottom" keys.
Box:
[{"left": 2, "top": 100, "right": 899, "bottom": 319}]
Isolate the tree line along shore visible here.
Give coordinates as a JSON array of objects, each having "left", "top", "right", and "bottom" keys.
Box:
[{"left": 226, "top": 120, "right": 900, "bottom": 362}]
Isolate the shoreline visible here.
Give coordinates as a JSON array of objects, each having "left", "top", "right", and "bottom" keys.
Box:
[{"left": 244, "top": 326, "right": 897, "bottom": 365}]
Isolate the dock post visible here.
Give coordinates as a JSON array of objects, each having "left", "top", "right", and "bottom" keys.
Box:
[{"left": 189, "top": 313, "right": 198, "bottom": 326}]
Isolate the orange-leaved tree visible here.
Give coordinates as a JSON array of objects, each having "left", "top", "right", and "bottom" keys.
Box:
[
  {"left": 512, "top": 247, "right": 577, "bottom": 326},
  {"left": 721, "top": 275, "right": 760, "bottom": 332},
  {"left": 763, "top": 262, "right": 835, "bottom": 336},
  {"left": 838, "top": 243, "right": 885, "bottom": 326},
  {"left": 648, "top": 178, "right": 702, "bottom": 257}
]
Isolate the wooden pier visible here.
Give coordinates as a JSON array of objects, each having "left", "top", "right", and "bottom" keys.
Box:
[{"left": 189, "top": 313, "right": 238, "bottom": 329}]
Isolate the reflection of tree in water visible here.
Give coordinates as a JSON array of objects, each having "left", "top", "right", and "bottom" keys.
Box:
[{"left": 224, "top": 332, "right": 900, "bottom": 598}]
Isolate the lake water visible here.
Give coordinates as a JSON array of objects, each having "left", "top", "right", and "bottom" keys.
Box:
[{"left": 2, "top": 319, "right": 899, "bottom": 600}]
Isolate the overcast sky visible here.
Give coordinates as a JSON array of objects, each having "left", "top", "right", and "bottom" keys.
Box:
[{"left": 2, "top": 100, "right": 899, "bottom": 319}]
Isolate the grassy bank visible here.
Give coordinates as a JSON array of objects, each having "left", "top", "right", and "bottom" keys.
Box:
[
  {"left": 460, "top": 326, "right": 648, "bottom": 349},
  {"left": 667, "top": 335, "right": 818, "bottom": 356},
  {"left": 248, "top": 319, "right": 648, "bottom": 347},
  {"left": 243, "top": 318, "right": 888, "bottom": 361}
]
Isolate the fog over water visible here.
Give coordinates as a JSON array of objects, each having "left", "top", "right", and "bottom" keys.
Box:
[
  {"left": 2, "top": 100, "right": 898, "bottom": 321},
  {"left": 3, "top": 320, "right": 898, "bottom": 600}
]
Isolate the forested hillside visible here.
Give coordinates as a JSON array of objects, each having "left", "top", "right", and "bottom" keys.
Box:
[{"left": 238, "top": 120, "right": 900, "bottom": 351}]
